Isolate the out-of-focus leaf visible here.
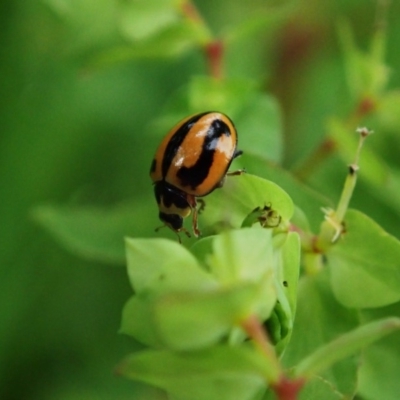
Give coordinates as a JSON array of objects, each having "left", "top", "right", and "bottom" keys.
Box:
[
  {"left": 33, "top": 202, "right": 156, "bottom": 265},
  {"left": 279, "top": 232, "right": 301, "bottom": 319},
  {"left": 154, "top": 279, "right": 273, "bottom": 350},
  {"left": 378, "top": 90, "right": 400, "bottom": 131},
  {"left": 224, "top": 4, "right": 293, "bottom": 44},
  {"left": 120, "top": 295, "right": 164, "bottom": 348},
  {"left": 119, "top": 0, "right": 179, "bottom": 41},
  {"left": 235, "top": 94, "right": 283, "bottom": 163},
  {"left": 118, "top": 345, "right": 276, "bottom": 400},
  {"left": 338, "top": 19, "right": 389, "bottom": 100},
  {"left": 188, "top": 76, "right": 257, "bottom": 117},
  {"left": 87, "top": 20, "right": 205, "bottom": 68},
  {"left": 125, "top": 237, "right": 217, "bottom": 294},
  {"left": 207, "top": 228, "right": 274, "bottom": 284},
  {"left": 358, "top": 303, "right": 400, "bottom": 400},
  {"left": 294, "top": 317, "right": 400, "bottom": 378},
  {"left": 44, "top": 0, "right": 119, "bottom": 52}
]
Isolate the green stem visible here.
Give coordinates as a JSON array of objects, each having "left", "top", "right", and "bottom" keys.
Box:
[
  {"left": 316, "top": 127, "right": 372, "bottom": 251},
  {"left": 335, "top": 127, "right": 369, "bottom": 223}
]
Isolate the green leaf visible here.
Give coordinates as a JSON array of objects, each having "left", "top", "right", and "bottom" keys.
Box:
[
  {"left": 378, "top": 90, "right": 400, "bottom": 131},
  {"left": 32, "top": 203, "right": 156, "bottom": 265},
  {"left": 188, "top": 76, "right": 257, "bottom": 117},
  {"left": 117, "top": 345, "right": 275, "bottom": 400},
  {"left": 149, "top": 76, "right": 258, "bottom": 127},
  {"left": 263, "top": 232, "right": 300, "bottom": 353},
  {"left": 120, "top": 294, "right": 164, "bottom": 348},
  {"left": 338, "top": 19, "right": 389, "bottom": 100},
  {"left": 298, "top": 377, "right": 345, "bottom": 400},
  {"left": 207, "top": 228, "right": 274, "bottom": 284},
  {"left": 44, "top": 0, "right": 119, "bottom": 53},
  {"left": 282, "top": 270, "right": 359, "bottom": 397},
  {"left": 154, "top": 279, "right": 273, "bottom": 350},
  {"left": 88, "top": 20, "right": 204, "bottom": 67},
  {"left": 121, "top": 283, "right": 265, "bottom": 350},
  {"left": 224, "top": 5, "right": 292, "bottom": 44},
  {"left": 235, "top": 153, "right": 331, "bottom": 232},
  {"left": 235, "top": 94, "right": 283, "bottom": 163},
  {"left": 123, "top": 230, "right": 278, "bottom": 350},
  {"left": 278, "top": 232, "right": 301, "bottom": 318},
  {"left": 358, "top": 303, "right": 400, "bottom": 400},
  {"left": 119, "top": 0, "right": 179, "bottom": 41},
  {"left": 189, "top": 236, "right": 214, "bottom": 265},
  {"left": 202, "top": 174, "right": 294, "bottom": 235},
  {"left": 328, "top": 209, "right": 400, "bottom": 308},
  {"left": 125, "top": 237, "right": 217, "bottom": 294},
  {"left": 294, "top": 317, "right": 400, "bottom": 379}
]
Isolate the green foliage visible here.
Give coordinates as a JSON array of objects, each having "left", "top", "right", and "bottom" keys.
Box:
[
  {"left": 3, "top": 0, "right": 400, "bottom": 400},
  {"left": 118, "top": 345, "right": 270, "bottom": 400},
  {"left": 328, "top": 209, "right": 400, "bottom": 308}
]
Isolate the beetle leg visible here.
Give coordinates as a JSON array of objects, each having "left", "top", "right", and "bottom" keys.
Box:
[
  {"left": 216, "top": 168, "right": 245, "bottom": 188},
  {"left": 197, "top": 198, "right": 206, "bottom": 214},
  {"left": 187, "top": 195, "right": 201, "bottom": 237},
  {"left": 227, "top": 168, "right": 246, "bottom": 176},
  {"left": 155, "top": 223, "right": 191, "bottom": 243},
  {"left": 233, "top": 149, "right": 243, "bottom": 159},
  {"left": 175, "top": 227, "right": 191, "bottom": 243}
]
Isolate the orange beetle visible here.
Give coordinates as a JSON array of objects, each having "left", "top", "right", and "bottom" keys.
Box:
[{"left": 150, "top": 111, "right": 243, "bottom": 239}]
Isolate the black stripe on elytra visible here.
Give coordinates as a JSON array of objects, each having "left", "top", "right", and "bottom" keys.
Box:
[
  {"left": 177, "top": 118, "right": 234, "bottom": 190},
  {"left": 161, "top": 112, "right": 209, "bottom": 178}
]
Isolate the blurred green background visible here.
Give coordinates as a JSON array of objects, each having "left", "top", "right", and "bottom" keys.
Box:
[{"left": 1, "top": 0, "right": 400, "bottom": 399}]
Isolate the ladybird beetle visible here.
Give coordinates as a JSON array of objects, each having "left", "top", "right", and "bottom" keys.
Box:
[{"left": 150, "top": 111, "right": 243, "bottom": 240}]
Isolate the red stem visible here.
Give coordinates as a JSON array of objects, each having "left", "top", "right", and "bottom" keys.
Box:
[
  {"left": 271, "top": 376, "right": 305, "bottom": 400},
  {"left": 205, "top": 40, "right": 224, "bottom": 79}
]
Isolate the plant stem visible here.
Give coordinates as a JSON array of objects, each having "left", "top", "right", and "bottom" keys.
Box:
[
  {"left": 241, "top": 315, "right": 282, "bottom": 381},
  {"left": 180, "top": 1, "right": 224, "bottom": 79},
  {"left": 271, "top": 376, "right": 305, "bottom": 400},
  {"left": 335, "top": 127, "right": 370, "bottom": 221},
  {"left": 241, "top": 315, "right": 306, "bottom": 399},
  {"left": 316, "top": 127, "right": 372, "bottom": 250},
  {"left": 204, "top": 40, "right": 224, "bottom": 79}
]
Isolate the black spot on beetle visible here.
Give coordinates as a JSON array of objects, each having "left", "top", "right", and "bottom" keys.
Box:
[
  {"left": 161, "top": 113, "right": 208, "bottom": 178},
  {"left": 283, "top": 281, "right": 288, "bottom": 287},
  {"left": 177, "top": 119, "right": 234, "bottom": 190}
]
